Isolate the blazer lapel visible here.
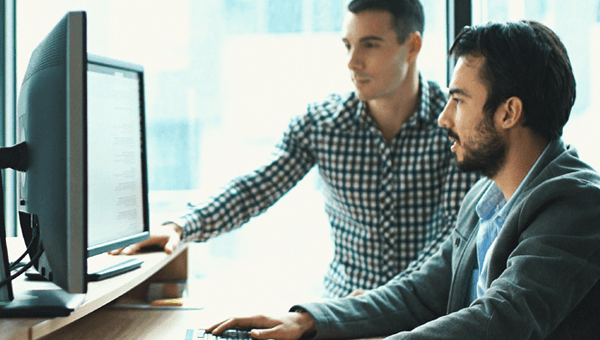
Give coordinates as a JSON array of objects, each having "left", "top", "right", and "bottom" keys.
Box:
[{"left": 446, "top": 183, "right": 485, "bottom": 313}]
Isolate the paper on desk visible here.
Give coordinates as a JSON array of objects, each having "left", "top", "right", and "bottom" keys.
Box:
[{"left": 112, "top": 297, "right": 204, "bottom": 310}]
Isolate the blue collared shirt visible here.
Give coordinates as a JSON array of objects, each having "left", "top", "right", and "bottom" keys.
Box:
[{"left": 469, "top": 144, "right": 551, "bottom": 303}]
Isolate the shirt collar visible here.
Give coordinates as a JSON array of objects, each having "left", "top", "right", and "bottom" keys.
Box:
[
  {"left": 475, "top": 184, "right": 505, "bottom": 221},
  {"left": 354, "top": 74, "right": 431, "bottom": 127},
  {"left": 413, "top": 74, "right": 434, "bottom": 124}
]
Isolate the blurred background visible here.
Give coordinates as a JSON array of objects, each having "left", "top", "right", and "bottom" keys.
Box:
[{"left": 3, "top": 0, "right": 599, "bottom": 303}]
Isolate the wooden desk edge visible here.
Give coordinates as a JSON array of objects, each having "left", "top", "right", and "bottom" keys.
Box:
[{"left": 1, "top": 240, "right": 189, "bottom": 340}]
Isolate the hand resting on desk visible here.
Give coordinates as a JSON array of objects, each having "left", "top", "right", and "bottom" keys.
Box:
[
  {"left": 109, "top": 223, "right": 184, "bottom": 255},
  {"left": 206, "top": 312, "right": 317, "bottom": 340}
]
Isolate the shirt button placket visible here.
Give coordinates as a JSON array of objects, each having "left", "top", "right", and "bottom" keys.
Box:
[{"left": 379, "top": 141, "right": 396, "bottom": 279}]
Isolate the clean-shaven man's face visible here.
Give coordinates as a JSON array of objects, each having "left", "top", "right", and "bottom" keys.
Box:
[{"left": 341, "top": 10, "right": 412, "bottom": 102}]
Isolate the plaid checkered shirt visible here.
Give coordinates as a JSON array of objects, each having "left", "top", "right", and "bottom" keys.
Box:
[{"left": 173, "top": 77, "right": 481, "bottom": 297}]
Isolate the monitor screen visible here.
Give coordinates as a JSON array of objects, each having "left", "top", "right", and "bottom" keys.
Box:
[{"left": 86, "top": 55, "right": 149, "bottom": 257}]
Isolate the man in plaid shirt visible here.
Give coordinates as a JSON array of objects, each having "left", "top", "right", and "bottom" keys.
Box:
[{"left": 117, "top": 0, "right": 480, "bottom": 297}]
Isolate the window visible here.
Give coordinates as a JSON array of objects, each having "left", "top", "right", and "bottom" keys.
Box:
[
  {"left": 1, "top": 1, "right": 16, "bottom": 236},
  {"left": 13, "top": 0, "right": 447, "bottom": 299},
  {"left": 15, "top": 1, "right": 351, "bottom": 215},
  {"left": 472, "top": 0, "right": 600, "bottom": 171}
]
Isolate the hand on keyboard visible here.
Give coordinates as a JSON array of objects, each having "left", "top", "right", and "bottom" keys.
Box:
[
  {"left": 187, "top": 329, "right": 252, "bottom": 340},
  {"left": 203, "top": 312, "right": 316, "bottom": 340}
]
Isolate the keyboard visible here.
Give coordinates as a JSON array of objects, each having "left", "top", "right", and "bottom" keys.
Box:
[
  {"left": 87, "top": 256, "right": 143, "bottom": 281},
  {"left": 185, "top": 329, "right": 253, "bottom": 340},
  {"left": 24, "top": 256, "right": 143, "bottom": 282}
]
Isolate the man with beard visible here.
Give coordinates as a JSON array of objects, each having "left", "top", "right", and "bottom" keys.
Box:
[{"left": 206, "top": 20, "right": 600, "bottom": 339}]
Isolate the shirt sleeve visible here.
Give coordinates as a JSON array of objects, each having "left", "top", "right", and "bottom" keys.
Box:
[{"left": 173, "top": 113, "right": 317, "bottom": 242}]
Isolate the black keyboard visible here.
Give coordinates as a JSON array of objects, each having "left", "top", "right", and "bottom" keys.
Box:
[
  {"left": 24, "top": 257, "right": 143, "bottom": 282},
  {"left": 186, "top": 329, "right": 252, "bottom": 340}
]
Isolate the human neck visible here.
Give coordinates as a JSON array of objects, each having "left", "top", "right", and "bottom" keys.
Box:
[
  {"left": 491, "top": 131, "right": 549, "bottom": 201},
  {"left": 366, "top": 67, "right": 420, "bottom": 145}
]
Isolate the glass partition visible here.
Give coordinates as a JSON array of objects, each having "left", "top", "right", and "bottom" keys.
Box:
[{"left": 472, "top": 0, "right": 600, "bottom": 171}]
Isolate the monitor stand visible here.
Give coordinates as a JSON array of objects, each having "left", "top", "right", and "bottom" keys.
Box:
[
  {"left": 0, "top": 208, "right": 85, "bottom": 317},
  {"left": 0, "top": 287, "right": 85, "bottom": 317},
  {"left": 0, "top": 145, "right": 85, "bottom": 317}
]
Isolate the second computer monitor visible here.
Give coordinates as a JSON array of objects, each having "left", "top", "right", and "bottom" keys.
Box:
[{"left": 86, "top": 54, "right": 150, "bottom": 257}]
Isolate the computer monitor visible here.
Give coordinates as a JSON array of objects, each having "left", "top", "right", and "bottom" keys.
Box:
[
  {"left": 17, "top": 8, "right": 88, "bottom": 294},
  {"left": 0, "top": 10, "right": 150, "bottom": 316},
  {"left": 85, "top": 54, "right": 149, "bottom": 257}
]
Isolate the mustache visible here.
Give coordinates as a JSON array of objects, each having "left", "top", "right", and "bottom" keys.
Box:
[
  {"left": 446, "top": 128, "right": 460, "bottom": 142},
  {"left": 352, "top": 73, "right": 371, "bottom": 80}
]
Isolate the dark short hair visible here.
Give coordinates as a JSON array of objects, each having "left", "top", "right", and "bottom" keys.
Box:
[
  {"left": 347, "top": 0, "right": 424, "bottom": 44},
  {"left": 449, "top": 20, "right": 576, "bottom": 141}
]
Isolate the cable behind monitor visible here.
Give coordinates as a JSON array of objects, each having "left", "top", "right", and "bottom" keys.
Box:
[
  {"left": 0, "top": 142, "right": 29, "bottom": 301},
  {"left": 0, "top": 171, "right": 14, "bottom": 301}
]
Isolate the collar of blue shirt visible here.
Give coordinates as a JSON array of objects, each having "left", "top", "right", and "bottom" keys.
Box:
[{"left": 470, "top": 141, "right": 552, "bottom": 302}]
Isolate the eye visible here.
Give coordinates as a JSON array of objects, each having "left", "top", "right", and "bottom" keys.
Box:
[
  {"left": 342, "top": 41, "right": 351, "bottom": 51},
  {"left": 452, "top": 97, "right": 461, "bottom": 104}
]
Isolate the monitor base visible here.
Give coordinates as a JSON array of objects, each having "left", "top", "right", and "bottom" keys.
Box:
[{"left": 0, "top": 289, "right": 85, "bottom": 317}]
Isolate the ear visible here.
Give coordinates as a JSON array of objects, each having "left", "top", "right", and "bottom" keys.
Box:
[
  {"left": 495, "top": 96, "right": 523, "bottom": 130},
  {"left": 406, "top": 32, "right": 422, "bottom": 63}
]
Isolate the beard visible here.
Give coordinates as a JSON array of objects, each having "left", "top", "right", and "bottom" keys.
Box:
[{"left": 449, "top": 116, "right": 507, "bottom": 178}]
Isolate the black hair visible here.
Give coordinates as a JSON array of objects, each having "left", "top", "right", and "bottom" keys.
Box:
[
  {"left": 347, "top": 0, "right": 424, "bottom": 44},
  {"left": 449, "top": 20, "right": 576, "bottom": 140}
]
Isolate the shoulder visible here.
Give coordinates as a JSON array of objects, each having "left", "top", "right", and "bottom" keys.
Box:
[
  {"left": 538, "top": 172, "right": 600, "bottom": 207},
  {"left": 425, "top": 79, "right": 449, "bottom": 99},
  {"left": 306, "top": 92, "right": 359, "bottom": 120},
  {"left": 289, "top": 92, "right": 360, "bottom": 131},
  {"left": 527, "top": 145, "right": 600, "bottom": 200},
  {"left": 514, "top": 147, "right": 600, "bottom": 234},
  {"left": 423, "top": 79, "right": 449, "bottom": 115},
  {"left": 412, "top": 78, "right": 449, "bottom": 128}
]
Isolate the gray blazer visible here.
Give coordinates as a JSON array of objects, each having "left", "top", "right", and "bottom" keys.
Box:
[{"left": 298, "top": 139, "right": 600, "bottom": 339}]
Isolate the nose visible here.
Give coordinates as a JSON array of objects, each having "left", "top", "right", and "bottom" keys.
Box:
[
  {"left": 438, "top": 100, "right": 454, "bottom": 129},
  {"left": 347, "top": 47, "right": 361, "bottom": 71}
]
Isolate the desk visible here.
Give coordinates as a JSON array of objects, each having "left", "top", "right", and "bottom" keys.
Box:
[
  {"left": 33, "top": 295, "right": 291, "bottom": 340},
  {"left": 1, "top": 237, "right": 384, "bottom": 340},
  {"left": 0, "top": 238, "right": 188, "bottom": 340}
]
